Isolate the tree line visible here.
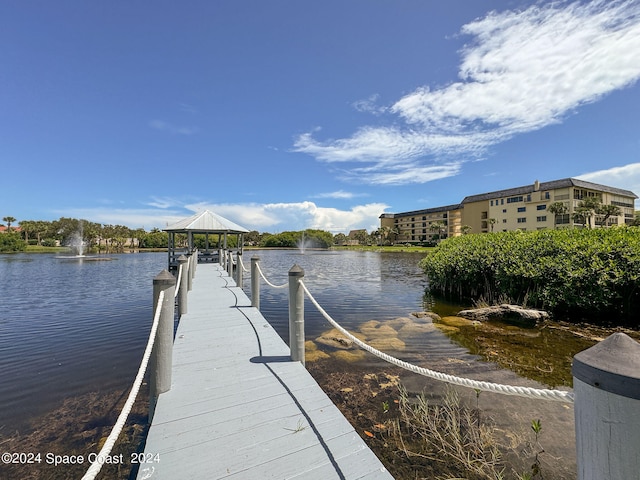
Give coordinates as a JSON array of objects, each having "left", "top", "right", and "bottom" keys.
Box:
[
  {"left": 0, "top": 216, "right": 388, "bottom": 253},
  {"left": 0, "top": 217, "right": 160, "bottom": 253}
]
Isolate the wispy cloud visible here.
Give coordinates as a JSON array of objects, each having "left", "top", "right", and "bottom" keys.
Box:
[
  {"left": 294, "top": 0, "right": 640, "bottom": 185},
  {"left": 146, "top": 196, "right": 182, "bottom": 209},
  {"left": 312, "top": 190, "right": 365, "bottom": 199},
  {"left": 149, "top": 119, "right": 200, "bottom": 135},
  {"left": 352, "top": 94, "right": 387, "bottom": 115}
]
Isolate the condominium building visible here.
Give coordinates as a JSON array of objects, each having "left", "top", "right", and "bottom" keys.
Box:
[
  {"left": 380, "top": 178, "right": 637, "bottom": 244},
  {"left": 379, "top": 204, "right": 463, "bottom": 244}
]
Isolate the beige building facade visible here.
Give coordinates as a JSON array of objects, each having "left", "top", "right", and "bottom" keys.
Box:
[{"left": 380, "top": 178, "right": 637, "bottom": 244}]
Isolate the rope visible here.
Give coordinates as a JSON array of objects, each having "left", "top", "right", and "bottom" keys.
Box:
[
  {"left": 81, "top": 290, "right": 166, "bottom": 480},
  {"left": 174, "top": 264, "right": 183, "bottom": 299},
  {"left": 255, "top": 262, "right": 288, "bottom": 289},
  {"left": 238, "top": 254, "right": 250, "bottom": 273},
  {"left": 299, "top": 280, "right": 574, "bottom": 404}
]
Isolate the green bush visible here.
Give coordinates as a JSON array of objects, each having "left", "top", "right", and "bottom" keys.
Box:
[
  {"left": 420, "top": 227, "right": 640, "bottom": 322},
  {"left": 0, "top": 232, "right": 27, "bottom": 252}
]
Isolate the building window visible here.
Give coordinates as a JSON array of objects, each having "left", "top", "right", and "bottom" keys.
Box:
[
  {"left": 612, "top": 200, "right": 634, "bottom": 208},
  {"left": 517, "top": 207, "right": 526, "bottom": 212},
  {"left": 517, "top": 217, "right": 527, "bottom": 223},
  {"left": 537, "top": 216, "right": 547, "bottom": 222},
  {"left": 490, "top": 200, "right": 493, "bottom": 206},
  {"left": 544, "top": 192, "right": 550, "bottom": 199},
  {"left": 507, "top": 196, "right": 524, "bottom": 203},
  {"left": 503, "top": 219, "right": 507, "bottom": 223},
  {"left": 502, "top": 209, "right": 507, "bottom": 213},
  {"left": 537, "top": 204, "right": 546, "bottom": 210}
]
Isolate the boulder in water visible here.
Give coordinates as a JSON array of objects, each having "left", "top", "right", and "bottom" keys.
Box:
[{"left": 456, "top": 304, "right": 549, "bottom": 327}]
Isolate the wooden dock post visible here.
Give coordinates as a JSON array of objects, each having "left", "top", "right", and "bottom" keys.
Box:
[
  {"left": 177, "top": 255, "right": 189, "bottom": 316},
  {"left": 150, "top": 270, "right": 176, "bottom": 419},
  {"left": 251, "top": 255, "right": 260, "bottom": 309},
  {"left": 227, "top": 250, "right": 233, "bottom": 277},
  {"left": 573, "top": 333, "right": 640, "bottom": 480},
  {"left": 187, "top": 252, "right": 194, "bottom": 291},
  {"left": 288, "top": 264, "right": 305, "bottom": 365},
  {"left": 236, "top": 252, "right": 243, "bottom": 287}
]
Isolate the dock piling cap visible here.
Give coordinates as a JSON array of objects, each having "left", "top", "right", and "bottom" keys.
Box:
[
  {"left": 572, "top": 332, "right": 640, "bottom": 400},
  {"left": 154, "top": 269, "right": 177, "bottom": 285}
]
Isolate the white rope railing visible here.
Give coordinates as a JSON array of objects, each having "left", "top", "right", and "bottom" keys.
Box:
[
  {"left": 299, "top": 280, "right": 574, "bottom": 404},
  {"left": 238, "top": 254, "right": 250, "bottom": 272},
  {"left": 81, "top": 290, "right": 166, "bottom": 480},
  {"left": 255, "top": 262, "right": 288, "bottom": 289},
  {"left": 174, "top": 264, "right": 183, "bottom": 299}
]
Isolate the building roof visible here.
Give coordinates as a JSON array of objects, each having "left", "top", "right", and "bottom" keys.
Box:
[
  {"left": 462, "top": 178, "right": 638, "bottom": 204},
  {"left": 379, "top": 204, "right": 463, "bottom": 219},
  {"left": 164, "top": 210, "right": 249, "bottom": 233}
]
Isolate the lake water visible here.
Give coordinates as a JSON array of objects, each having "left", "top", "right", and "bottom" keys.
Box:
[
  {"left": 0, "top": 249, "right": 471, "bottom": 432},
  {"left": 0, "top": 252, "right": 165, "bottom": 431}
]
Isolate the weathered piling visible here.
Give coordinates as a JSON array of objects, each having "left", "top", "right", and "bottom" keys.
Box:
[
  {"left": 236, "top": 252, "right": 243, "bottom": 286},
  {"left": 177, "top": 255, "right": 188, "bottom": 316},
  {"left": 227, "top": 250, "right": 233, "bottom": 277},
  {"left": 150, "top": 270, "right": 176, "bottom": 419},
  {"left": 288, "top": 264, "right": 305, "bottom": 365},
  {"left": 251, "top": 255, "right": 260, "bottom": 309},
  {"left": 573, "top": 333, "right": 640, "bottom": 480}
]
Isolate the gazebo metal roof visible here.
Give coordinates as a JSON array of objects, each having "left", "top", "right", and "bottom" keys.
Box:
[{"left": 164, "top": 210, "right": 249, "bottom": 234}]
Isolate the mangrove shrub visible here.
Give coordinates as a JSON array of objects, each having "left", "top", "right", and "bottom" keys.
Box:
[{"left": 419, "top": 227, "right": 640, "bottom": 322}]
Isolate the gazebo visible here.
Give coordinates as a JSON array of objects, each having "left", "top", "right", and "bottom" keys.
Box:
[{"left": 164, "top": 210, "right": 249, "bottom": 271}]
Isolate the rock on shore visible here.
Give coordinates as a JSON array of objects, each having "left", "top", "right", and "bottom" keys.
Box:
[{"left": 457, "top": 304, "right": 549, "bottom": 326}]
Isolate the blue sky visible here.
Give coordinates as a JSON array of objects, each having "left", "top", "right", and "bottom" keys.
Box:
[{"left": 2, "top": 0, "right": 640, "bottom": 233}]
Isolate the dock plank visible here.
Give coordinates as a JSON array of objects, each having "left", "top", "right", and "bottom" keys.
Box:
[{"left": 137, "top": 263, "right": 392, "bottom": 480}]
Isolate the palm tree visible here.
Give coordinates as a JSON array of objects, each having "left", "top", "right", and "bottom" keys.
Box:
[
  {"left": 547, "top": 202, "right": 568, "bottom": 229},
  {"left": 429, "top": 221, "right": 446, "bottom": 242},
  {"left": 461, "top": 225, "right": 472, "bottom": 235},
  {"left": 488, "top": 218, "right": 496, "bottom": 232},
  {"left": 576, "top": 197, "right": 602, "bottom": 229},
  {"left": 596, "top": 204, "right": 621, "bottom": 227},
  {"left": 2, "top": 216, "right": 16, "bottom": 231}
]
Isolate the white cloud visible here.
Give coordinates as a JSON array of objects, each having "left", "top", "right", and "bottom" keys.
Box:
[
  {"left": 185, "top": 201, "right": 389, "bottom": 233},
  {"left": 576, "top": 162, "right": 640, "bottom": 202},
  {"left": 312, "top": 190, "right": 364, "bottom": 199},
  {"left": 146, "top": 196, "right": 182, "bottom": 209},
  {"left": 53, "top": 199, "right": 391, "bottom": 233},
  {"left": 394, "top": 0, "right": 640, "bottom": 133},
  {"left": 294, "top": 0, "right": 640, "bottom": 185}
]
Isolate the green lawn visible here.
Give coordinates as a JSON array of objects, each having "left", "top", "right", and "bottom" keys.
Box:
[{"left": 25, "top": 245, "right": 69, "bottom": 253}]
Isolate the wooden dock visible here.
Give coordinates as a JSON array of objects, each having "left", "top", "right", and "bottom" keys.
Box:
[{"left": 137, "top": 263, "right": 393, "bottom": 479}]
